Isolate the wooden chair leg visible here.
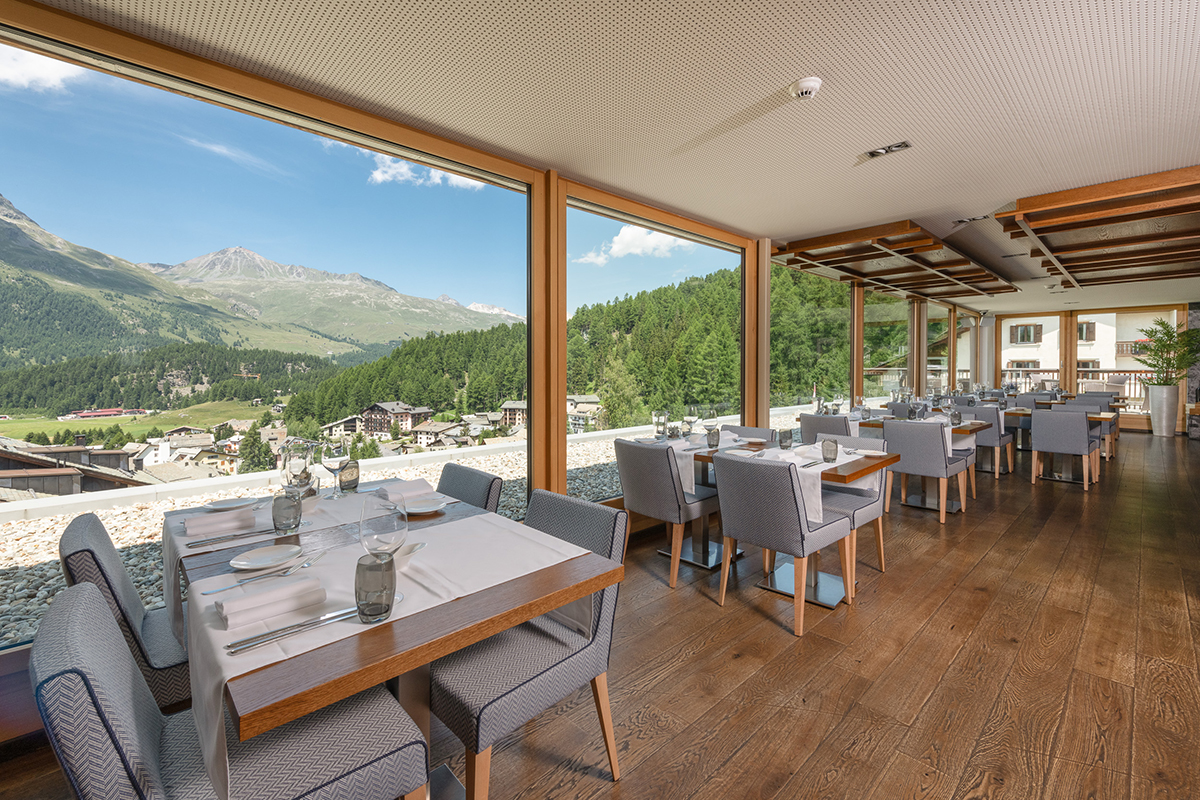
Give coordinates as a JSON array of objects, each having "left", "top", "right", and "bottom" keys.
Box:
[
  {"left": 403, "top": 786, "right": 426, "bottom": 800},
  {"left": 900, "top": 472, "right": 909, "bottom": 505},
  {"left": 1031, "top": 450, "right": 1038, "bottom": 485},
  {"left": 838, "top": 537, "right": 853, "bottom": 605},
  {"left": 466, "top": 747, "right": 492, "bottom": 800},
  {"left": 621, "top": 513, "right": 631, "bottom": 563},
  {"left": 793, "top": 555, "right": 808, "bottom": 636},
  {"left": 762, "top": 548, "right": 774, "bottom": 576},
  {"left": 993, "top": 446, "right": 1001, "bottom": 480},
  {"left": 957, "top": 471, "right": 967, "bottom": 511},
  {"left": 668, "top": 522, "right": 684, "bottom": 589},
  {"left": 849, "top": 527, "right": 857, "bottom": 597},
  {"left": 969, "top": 464, "right": 977, "bottom": 498},
  {"left": 874, "top": 516, "right": 886, "bottom": 572},
  {"left": 1082, "top": 450, "right": 1090, "bottom": 491},
  {"left": 885, "top": 471, "right": 894, "bottom": 512},
  {"left": 938, "top": 477, "right": 948, "bottom": 524},
  {"left": 1007, "top": 441, "right": 1015, "bottom": 473},
  {"left": 718, "top": 536, "right": 732, "bottom": 606},
  {"left": 591, "top": 673, "right": 621, "bottom": 781}
]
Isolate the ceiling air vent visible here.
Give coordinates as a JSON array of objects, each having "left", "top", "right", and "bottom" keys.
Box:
[
  {"left": 952, "top": 215, "right": 990, "bottom": 224},
  {"left": 864, "top": 140, "right": 912, "bottom": 159}
]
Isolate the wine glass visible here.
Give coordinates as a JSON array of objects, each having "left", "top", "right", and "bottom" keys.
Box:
[
  {"left": 282, "top": 441, "right": 312, "bottom": 488},
  {"left": 359, "top": 492, "right": 407, "bottom": 560},
  {"left": 683, "top": 405, "right": 699, "bottom": 436},
  {"left": 322, "top": 438, "right": 350, "bottom": 499}
]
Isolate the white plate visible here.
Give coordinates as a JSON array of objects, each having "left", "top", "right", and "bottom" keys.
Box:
[
  {"left": 852, "top": 449, "right": 888, "bottom": 457},
  {"left": 724, "top": 449, "right": 755, "bottom": 457},
  {"left": 407, "top": 498, "right": 448, "bottom": 516},
  {"left": 202, "top": 497, "right": 260, "bottom": 512},
  {"left": 230, "top": 544, "right": 302, "bottom": 571},
  {"left": 738, "top": 437, "right": 767, "bottom": 444},
  {"left": 634, "top": 437, "right": 659, "bottom": 443}
]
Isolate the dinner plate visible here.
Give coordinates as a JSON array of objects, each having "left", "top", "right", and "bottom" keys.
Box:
[
  {"left": 406, "top": 498, "right": 448, "bottom": 516},
  {"left": 202, "top": 497, "right": 260, "bottom": 512},
  {"left": 724, "top": 449, "right": 755, "bottom": 457},
  {"left": 230, "top": 544, "right": 302, "bottom": 571},
  {"left": 852, "top": 449, "right": 888, "bottom": 457},
  {"left": 739, "top": 437, "right": 767, "bottom": 444},
  {"left": 634, "top": 437, "right": 659, "bottom": 443}
]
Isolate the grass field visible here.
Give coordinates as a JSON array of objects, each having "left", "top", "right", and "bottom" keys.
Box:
[{"left": 0, "top": 399, "right": 277, "bottom": 441}]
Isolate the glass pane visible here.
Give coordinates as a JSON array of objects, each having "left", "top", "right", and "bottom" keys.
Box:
[
  {"left": 1076, "top": 309, "right": 1177, "bottom": 414},
  {"left": 956, "top": 316, "right": 977, "bottom": 389},
  {"left": 767, "top": 266, "right": 852, "bottom": 431},
  {"left": 863, "top": 290, "right": 910, "bottom": 400},
  {"left": 926, "top": 305, "right": 950, "bottom": 395},
  {"left": 565, "top": 207, "right": 742, "bottom": 501},
  {"left": 999, "top": 315, "right": 1060, "bottom": 391}
]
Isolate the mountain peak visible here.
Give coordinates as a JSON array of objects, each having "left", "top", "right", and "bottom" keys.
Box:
[
  {"left": 436, "top": 294, "right": 465, "bottom": 307},
  {"left": 0, "top": 192, "right": 40, "bottom": 229}
]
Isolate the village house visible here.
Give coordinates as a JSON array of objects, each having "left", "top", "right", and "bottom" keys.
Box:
[
  {"left": 361, "top": 401, "right": 434, "bottom": 437},
  {"left": 410, "top": 420, "right": 464, "bottom": 448},
  {"left": 499, "top": 399, "right": 527, "bottom": 428},
  {"left": 320, "top": 415, "right": 362, "bottom": 440}
]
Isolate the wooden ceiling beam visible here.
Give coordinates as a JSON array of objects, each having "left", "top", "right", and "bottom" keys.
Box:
[
  {"left": 1072, "top": 266, "right": 1200, "bottom": 287},
  {"left": 1053, "top": 240, "right": 1200, "bottom": 267},
  {"left": 774, "top": 220, "right": 919, "bottom": 257},
  {"left": 870, "top": 241, "right": 992, "bottom": 297},
  {"left": 1004, "top": 164, "right": 1200, "bottom": 216},
  {"left": 1032, "top": 227, "right": 1200, "bottom": 256},
  {"left": 999, "top": 183, "right": 1200, "bottom": 233},
  {"left": 1005, "top": 200, "right": 1200, "bottom": 238},
  {"left": 1014, "top": 214, "right": 1083, "bottom": 290},
  {"left": 1050, "top": 254, "right": 1200, "bottom": 274}
]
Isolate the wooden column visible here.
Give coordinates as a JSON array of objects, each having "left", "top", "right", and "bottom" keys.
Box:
[
  {"left": 947, "top": 306, "right": 958, "bottom": 391},
  {"left": 850, "top": 282, "right": 865, "bottom": 400},
  {"left": 529, "top": 170, "right": 567, "bottom": 493},
  {"left": 740, "top": 239, "right": 764, "bottom": 426},
  {"left": 910, "top": 299, "right": 927, "bottom": 395}
]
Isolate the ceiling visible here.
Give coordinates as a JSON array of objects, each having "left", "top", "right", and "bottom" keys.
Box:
[{"left": 21, "top": 0, "right": 1200, "bottom": 311}]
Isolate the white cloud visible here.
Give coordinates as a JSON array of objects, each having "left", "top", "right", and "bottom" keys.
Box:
[
  {"left": 0, "top": 46, "right": 87, "bottom": 91},
  {"left": 368, "top": 155, "right": 484, "bottom": 190},
  {"left": 179, "top": 136, "right": 286, "bottom": 175},
  {"left": 572, "top": 225, "right": 694, "bottom": 267},
  {"left": 442, "top": 171, "right": 485, "bottom": 190}
]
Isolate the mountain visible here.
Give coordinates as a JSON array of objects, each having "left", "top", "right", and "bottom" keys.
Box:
[
  {"left": 0, "top": 193, "right": 348, "bottom": 368},
  {"left": 149, "top": 247, "right": 523, "bottom": 344},
  {"left": 467, "top": 301, "right": 525, "bottom": 323}
]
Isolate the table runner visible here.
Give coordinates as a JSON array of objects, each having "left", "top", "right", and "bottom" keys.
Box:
[
  {"left": 664, "top": 431, "right": 739, "bottom": 493},
  {"left": 187, "top": 511, "right": 589, "bottom": 800},
  {"left": 162, "top": 479, "right": 438, "bottom": 644}
]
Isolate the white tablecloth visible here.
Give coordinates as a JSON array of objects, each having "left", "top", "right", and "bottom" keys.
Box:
[
  {"left": 662, "top": 431, "right": 740, "bottom": 493},
  {"left": 753, "top": 445, "right": 868, "bottom": 525},
  {"left": 162, "top": 480, "right": 438, "bottom": 644},
  {"left": 187, "top": 511, "right": 589, "bottom": 800}
]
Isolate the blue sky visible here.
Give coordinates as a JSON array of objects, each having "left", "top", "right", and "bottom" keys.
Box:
[{"left": 0, "top": 44, "right": 740, "bottom": 318}]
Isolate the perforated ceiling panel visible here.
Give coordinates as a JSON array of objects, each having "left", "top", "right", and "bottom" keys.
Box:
[{"left": 25, "top": 1, "right": 1200, "bottom": 309}]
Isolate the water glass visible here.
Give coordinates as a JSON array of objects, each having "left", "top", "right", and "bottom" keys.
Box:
[
  {"left": 863, "top": 406, "right": 872, "bottom": 419},
  {"left": 951, "top": 410, "right": 963, "bottom": 425},
  {"left": 821, "top": 439, "right": 838, "bottom": 463},
  {"left": 707, "top": 427, "right": 721, "bottom": 448},
  {"left": 908, "top": 406, "right": 918, "bottom": 420},
  {"left": 355, "top": 554, "right": 395, "bottom": 624},
  {"left": 653, "top": 410, "right": 668, "bottom": 439},
  {"left": 271, "top": 491, "right": 302, "bottom": 534},
  {"left": 779, "top": 429, "right": 794, "bottom": 450},
  {"left": 339, "top": 459, "right": 360, "bottom": 493}
]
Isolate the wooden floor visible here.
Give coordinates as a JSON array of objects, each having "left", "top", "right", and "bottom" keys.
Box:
[{"left": 6, "top": 433, "right": 1199, "bottom": 799}]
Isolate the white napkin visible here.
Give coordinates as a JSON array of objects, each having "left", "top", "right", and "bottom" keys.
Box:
[
  {"left": 215, "top": 575, "right": 326, "bottom": 630},
  {"left": 184, "top": 509, "right": 257, "bottom": 538},
  {"left": 375, "top": 478, "right": 436, "bottom": 503}
]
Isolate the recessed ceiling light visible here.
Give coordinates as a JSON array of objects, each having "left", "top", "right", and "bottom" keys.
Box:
[
  {"left": 951, "top": 214, "right": 990, "bottom": 224},
  {"left": 1064, "top": 301, "right": 1079, "bottom": 305},
  {"left": 864, "top": 140, "right": 912, "bottom": 159}
]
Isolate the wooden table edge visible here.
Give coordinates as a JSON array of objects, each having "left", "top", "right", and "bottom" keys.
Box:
[{"left": 225, "top": 552, "right": 623, "bottom": 740}]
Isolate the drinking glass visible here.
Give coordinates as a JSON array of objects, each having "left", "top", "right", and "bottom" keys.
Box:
[
  {"left": 707, "top": 427, "right": 720, "bottom": 448},
  {"left": 999, "top": 398, "right": 1008, "bottom": 410},
  {"left": 862, "top": 406, "right": 872, "bottom": 419},
  {"left": 271, "top": 491, "right": 302, "bottom": 534},
  {"left": 339, "top": 458, "right": 360, "bottom": 493},
  {"left": 322, "top": 440, "right": 350, "bottom": 499},
  {"left": 821, "top": 439, "right": 838, "bottom": 463},
  {"left": 779, "top": 429, "right": 794, "bottom": 450},
  {"left": 666, "top": 420, "right": 683, "bottom": 439},
  {"left": 951, "top": 410, "right": 963, "bottom": 425},
  {"left": 359, "top": 493, "right": 407, "bottom": 559},
  {"left": 908, "top": 406, "right": 918, "bottom": 420},
  {"left": 281, "top": 441, "right": 312, "bottom": 489},
  {"left": 684, "top": 406, "right": 699, "bottom": 436},
  {"left": 653, "top": 410, "right": 668, "bottom": 439},
  {"left": 355, "top": 554, "right": 395, "bottom": 624}
]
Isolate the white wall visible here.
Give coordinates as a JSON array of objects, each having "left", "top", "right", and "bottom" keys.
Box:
[
  {"left": 1076, "top": 313, "right": 1117, "bottom": 369},
  {"left": 999, "top": 315, "right": 1061, "bottom": 372}
]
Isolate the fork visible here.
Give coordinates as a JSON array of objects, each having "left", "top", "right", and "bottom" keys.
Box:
[{"left": 200, "top": 551, "right": 327, "bottom": 595}]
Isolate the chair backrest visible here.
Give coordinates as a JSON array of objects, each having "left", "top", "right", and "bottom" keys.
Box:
[
  {"left": 59, "top": 513, "right": 149, "bottom": 655},
  {"left": 1032, "top": 409, "right": 1091, "bottom": 456},
  {"left": 437, "top": 462, "right": 503, "bottom": 512},
  {"left": 985, "top": 390, "right": 1005, "bottom": 399},
  {"left": 951, "top": 396, "right": 978, "bottom": 406},
  {"left": 711, "top": 453, "right": 816, "bottom": 557},
  {"left": 882, "top": 420, "right": 951, "bottom": 478},
  {"left": 798, "top": 414, "right": 850, "bottom": 444},
  {"left": 720, "top": 424, "right": 778, "bottom": 442},
  {"left": 1015, "top": 392, "right": 1040, "bottom": 409},
  {"left": 613, "top": 438, "right": 686, "bottom": 524},
  {"left": 815, "top": 434, "right": 887, "bottom": 495},
  {"left": 887, "top": 402, "right": 926, "bottom": 419},
  {"left": 963, "top": 404, "right": 1005, "bottom": 447},
  {"left": 1056, "top": 402, "right": 1102, "bottom": 414},
  {"left": 525, "top": 489, "right": 627, "bottom": 645},
  {"left": 30, "top": 583, "right": 167, "bottom": 800}
]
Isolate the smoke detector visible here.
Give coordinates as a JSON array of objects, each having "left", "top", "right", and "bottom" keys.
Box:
[{"left": 789, "top": 77, "right": 823, "bottom": 100}]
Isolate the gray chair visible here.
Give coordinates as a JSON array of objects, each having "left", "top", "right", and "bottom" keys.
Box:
[
  {"left": 949, "top": 413, "right": 979, "bottom": 500},
  {"left": 31, "top": 583, "right": 428, "bottom": 800},
  {"left": 437, "top": 462, "right": 503, "bottom": 512},
  {"left": 1031, "top": 409, "right": 1100, "bottom": 490},
  {"left": 887, "top": 402, "right": 927, "bottom": 419},
  {"left": 882, "top": 420, "right": 969, "bottom": 524},
  {"left": 59, "top": 512, "right": 190, "bottom": 710},
  {"left": 951, "top": 396, "right": 979, "bottom": 407},
  {"left": 430, "top": 490, "right": 627, "bottom": 799},
  {"left": 798, "top": 413, "right": 851, "bottom": 444},
  {"left": 720, "top": 424, "right": 778, "bottom": 442},
  {"left": 1007, "top": 392, "right": 1040, "bottom": 441},
  {"left": 1073, "top": 395, "right": 1119, "bottom": 458},
  {"left": 711, "top": 452, "right": 853, "bottom": 636},
  {"left": 816, "top": 433, "right": 889, "bottom": 582},
  {"left": 963, "top": 405, "right": 1014, "bottom": 479},
  {"left": 614, "top": 438, "right": 719, "bottom": 587}
]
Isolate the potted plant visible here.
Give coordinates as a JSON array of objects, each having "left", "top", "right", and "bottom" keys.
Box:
[{"left": 1132, "top": 318, "right": 1200, "bottom": 437}]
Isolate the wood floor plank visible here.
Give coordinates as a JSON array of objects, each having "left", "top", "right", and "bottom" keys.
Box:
[
  {"left": 775, "top": 708, "right": 909, "bottom": 800},
  {"left": 1051, "top": 670, "right": 1134, "bottom": 774},
  {"left": 1131, "top": 655, "right": 1200, "bottom": 796},
  {"left": 1135, "top": 562, "right": 1196, "bottom": 670},
  {"left": 1042, "top": 523, "right": 1106, "bottom": 614},
  {"left": 1042, "top": 758, "right": 1131, "bottom": 800},
  {"left": 1075, "top": 542, "right": 1141, "bottom": 686},
  {"left": 950, "top": 735, "right": 1051, "bottom": 800},
  {"left": 864, "top": 752, "right": 955, "bottom": 800}
]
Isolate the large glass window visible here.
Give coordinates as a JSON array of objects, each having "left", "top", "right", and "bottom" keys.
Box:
[
  {"left": 926, "top": 304, "right": 950, "bottom": 394},
  {"left": 564, "top": 206, "right": 742, "bottom": 501},
  {"left": 767, "top": 266, "right": 851, "bottom": 430},
  {"left": 956, "top": 315, "right": 977, "bottom": 389},
  {"left": 999, "top": 315, "right": 1060, "bottom": 391},
  {"left": 1076, "top": 308, "right": 1177, "bottom": 414},
  {"left": 863, "top": 290, "right": 911, "bottom": 400}
]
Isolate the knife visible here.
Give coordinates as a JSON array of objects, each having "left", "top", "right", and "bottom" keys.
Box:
[
  {"left": 225, "top": 606, "right": 361, "bottom": 654},
  {"left": 186, "top": 527, "right": 277, "bottom": 549},
  {"left": 799, "top": 460, "right": 823, "bottom": 468}
]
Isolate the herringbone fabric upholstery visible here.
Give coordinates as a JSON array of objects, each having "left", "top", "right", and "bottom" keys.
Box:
[
  {"left": 882, "top": 421, "right": 967, "bottom": 480},
  {"left": 965, "top": 406, "right": 1013, "bottom": 448},
  {"left": 1033, "top": 409, "right": 1098, "bottom": 456},
  {"left": 32, "top": 584, "right": 428, "bottom": 800},
  {"left": 60, "top": 513, "right": 191, "bottom": 709},
  {"left": 711, "top": 453, "right": 851, "bottom": 557},
  {"left": 437, "top": 462, "right": 503, "bottom": 512},
  {"left": 431, "top": 490, "right": 626, "bottom": 753},
  {"left": 720, "top": 424, "right": 778, "bottom": 442},
  {"left": 887, "top": 403, "right": 926, "bottom": 419},
  {"left": 816, "top": 434, "right": 887, "bottom": 515},
  {"left": 798, "top": 414, "right": 850, "bottom": 444},
  {"left": 614, "top": 439, "right": 718, "bottom": 524}
]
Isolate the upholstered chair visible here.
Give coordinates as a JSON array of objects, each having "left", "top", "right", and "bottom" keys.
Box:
[
  {"left": 720, "top": 424, "right": 779, "bottom": 442},
  {"left": 1032, "top": 409, "right": 1100, "bottom": 490},
  {"left": 963, "top": 404, "right": 1014, "bottom": 478},
  {"left": 816, "top": 434, "right": 890, "bottom": 588},
  {"left": 798, "top": 413, "right": 851, "bottom": 444},
  {"left": 437, "top": 462, "right": 503, "bottom": 512},
  {"left": 881, "top": 420, "right": 969, "bottom": 523}
]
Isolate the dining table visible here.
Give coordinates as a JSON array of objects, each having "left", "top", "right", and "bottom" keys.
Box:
[
  {"left": 163, "top": 479, "right": 623, "bottom": 800},
  {"left": 691, "top": 440, "right": 900, "bottom": 609}
]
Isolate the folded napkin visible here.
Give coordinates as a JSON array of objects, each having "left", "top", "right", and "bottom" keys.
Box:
[
  {"left": 376, "top": 478, "right": 436, "bottom": 503},
  {"left": 215, "top": 575, "right": 326, "bottom": 630},
  {"left": 184, "top": 508, "right": 257, "bottom": 538}
]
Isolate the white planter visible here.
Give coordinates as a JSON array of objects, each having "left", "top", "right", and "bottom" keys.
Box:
[{"left": 1147, "top": 384, "right": 1180, "bottom": 437}]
